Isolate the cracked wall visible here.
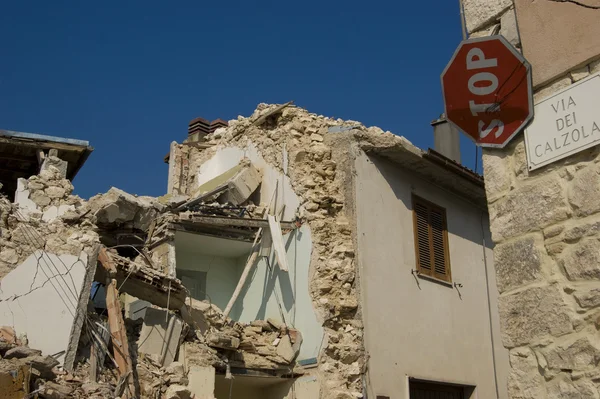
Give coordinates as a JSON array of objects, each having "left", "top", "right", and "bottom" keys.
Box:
[
  {"left": 0, "top": 251, "right": 88, "bottom": 365},
  {"left": 0, "top": 164, "right": 101, "bottom": 367},
  {"left": 463, "top": 1, "right": 600, "bottom": 397}
]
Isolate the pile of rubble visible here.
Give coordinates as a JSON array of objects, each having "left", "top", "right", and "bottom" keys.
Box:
[{"left": 0, "top": 102, "right": 409, "bottom": 398}]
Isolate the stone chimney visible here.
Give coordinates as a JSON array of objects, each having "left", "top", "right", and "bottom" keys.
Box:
[{"left": 431, "top": 115, "right": 461, "bottom": 164}]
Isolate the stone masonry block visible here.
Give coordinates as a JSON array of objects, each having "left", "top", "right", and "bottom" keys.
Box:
[
  {"left": 542, "top": 337, "right": 600, "bottom": 371},
  {"left": 494, "top": 235, "right": 543, "bottom": 293},
  {"left": 573, "top": 288, "right": 600, "bottom": 309},
  {"left": 482, "top": 149, "right": 511, "bottom": 201},
  {"left": 569, "top": 164, "right": 600, "bottom": 217},
  {"left": 570, "top": 66, "right": 590, "bottom": 82},
  {"left": 489, "top": 174, "right": 569, "bottom": 242},
  {"left": 507, "top": 347, "right": 545, "bottom": 399},
  {"left": 559, "top": 238, "right": 600, "bottom": 281},
  {"left": 463, "top": 0, "right": 512, "bottom": 33},
  {"left": 534, "top": 76, "right": 572, "bottom": 103},
  {"left": 499, "top": 285, "right": 573, "bottom": 348},
  {"left": 500, "top": 8, "right": 519, "bottom": 48}
]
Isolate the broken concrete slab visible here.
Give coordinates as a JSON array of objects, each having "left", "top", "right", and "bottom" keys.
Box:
[
  {"left": 186, "top": 162, "right": 262, "bottom": 207},
  {"left": 88, "top": 187, "right": 163, "bottom": 231},
  {"left": 222, "top": 164, "right": 262, "bottom": 205},
  {"left": 4, "top": 346, "right": 41, "bottom": 359},
  {"left": 0, "top": 251, "right": 89, "bottom": 366},
  {"left": 137, "top": 307, "right": 183, "bottom": 367},
  {"left": 180, "top": 298, "right": 210, "bottom": 334}
]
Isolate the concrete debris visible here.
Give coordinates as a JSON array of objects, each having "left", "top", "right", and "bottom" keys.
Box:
[
  {"left": 4, "top": 346, "right": 42, "bottom": 359},
  {"left": 88, "top": 187, "right": 164, "bottom": 231},
  {"left": 136, "top": 307, "right": 183, "bottom": 367},
  {"left": 165, "top": 384, "right": 192, "bottom": 399}
]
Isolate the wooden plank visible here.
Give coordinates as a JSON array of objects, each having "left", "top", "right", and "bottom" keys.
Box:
[
  {"left": 98, "top": 247, "right": 117, "bottom": 275},
  {"left": 223, "top": 230, "right": 263, "bottom": 318},
  {"left": 252, "top": 101, "right": 294, "bottom": 126},
  {"left": 268, "top": 215, "right": 289, "bottom": 272}
]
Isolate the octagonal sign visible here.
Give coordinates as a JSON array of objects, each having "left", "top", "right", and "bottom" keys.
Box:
[{"left": 441, "top": 35, "right": 533, "bottom": 148}]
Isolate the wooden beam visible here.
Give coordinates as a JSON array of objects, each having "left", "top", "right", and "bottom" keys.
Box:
[
  {"left": 252, "top": 101, "right": 294, "bottom": 126},
  {"left": 0, "top": 136, "right": 87, "bottom": 153},
  {"left": 223, "top": 230, "right": 262, "bottom": 318},
  {"left": 268, "top": 215, "right": 289, "bottom": 272},
  {"left": 176, "top": 215, "right": 297, "bottom": 230},
  {"left": 98, "top": 247, "right": 117, "bottom": 275},
  {"left": 98, "top": 247, "right": 135, "bottom": 398}
]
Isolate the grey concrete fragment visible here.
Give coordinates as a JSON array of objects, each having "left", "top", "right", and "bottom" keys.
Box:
[
  {"left": 136, "top": 307, "right": 183, "bottom": 367},
  {"left": 222, "top": 164, "right": 262, "bottom": 205},
  {"left": 4, "top": 346, "right": 42, "bottom": 359}
]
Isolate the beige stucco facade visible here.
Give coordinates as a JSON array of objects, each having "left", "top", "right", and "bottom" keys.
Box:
[
  {"left": 462, "top": 0, "right": 600, "bottom": 397},
  {"left": 355, "top": 152, "right": 509, "bottom": 398}
]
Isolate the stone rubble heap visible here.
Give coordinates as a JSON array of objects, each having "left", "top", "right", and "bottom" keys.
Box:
[{"left": 0, "top": 165, "right": 100, "bottom": 280}]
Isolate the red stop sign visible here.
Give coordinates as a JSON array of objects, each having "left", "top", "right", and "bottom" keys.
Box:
[{"left": 441, "top": 35, "right": 533, "bottom": 148}]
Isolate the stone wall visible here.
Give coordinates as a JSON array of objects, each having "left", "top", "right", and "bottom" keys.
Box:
[{"left": 464, "top": 1, "right": 600, "bottom": 397}]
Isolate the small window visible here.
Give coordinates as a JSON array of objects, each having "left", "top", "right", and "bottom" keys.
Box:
[{"left": 412, "top": 195, "right": 451, "bottom": 282}]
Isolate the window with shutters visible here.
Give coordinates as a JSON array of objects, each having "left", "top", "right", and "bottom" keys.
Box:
[{"left": 412, "top": 195, "right": 452, "bottom": 283}]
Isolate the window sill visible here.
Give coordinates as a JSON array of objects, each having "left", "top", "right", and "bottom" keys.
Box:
[{"left": 416, "top": 273, "right": 453, "bottom": 288}]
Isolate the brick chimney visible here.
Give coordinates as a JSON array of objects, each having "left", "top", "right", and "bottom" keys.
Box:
[
  {"left": 187, "top": 117, "right": 229, "bottom": 142},
  {"left": 209, "top": 118, "right": 228, "bottom": 133}
]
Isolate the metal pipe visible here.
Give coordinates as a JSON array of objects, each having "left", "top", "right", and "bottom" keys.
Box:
[{"left": 458, "top": 0, "right": 468, "bottom": 40}]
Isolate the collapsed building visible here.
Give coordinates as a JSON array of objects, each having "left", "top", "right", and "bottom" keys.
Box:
[{"left": 0, "top": 105, "right": 509, "bottom": 399}]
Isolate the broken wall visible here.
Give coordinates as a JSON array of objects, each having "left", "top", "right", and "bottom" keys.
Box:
[
  {"left": 173, "top": 143, "right": 323, "bottom": 363},
  {"left": 0, "top": 165, "right": 100, "bottom": 367},
  {"left": 169, "top": 105, "right": 367, "bottom": 398},
  {"left": 463, "top": 1, "right": 600, "bottom": 398},
  {"left": 0, "top": 251, "right": 90, "bottom": 366}
]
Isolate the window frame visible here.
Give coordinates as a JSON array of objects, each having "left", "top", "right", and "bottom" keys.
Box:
[{"left": 411, "top": 194, "right": 452, "bottom": 283}]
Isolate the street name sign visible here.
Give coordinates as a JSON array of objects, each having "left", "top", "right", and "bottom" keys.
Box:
[
  {"left": 441, "top": 35, "right": 533, "bottom": 148},
  {"left": 525, "top": 73, "right": 600, "bottom": 171}
]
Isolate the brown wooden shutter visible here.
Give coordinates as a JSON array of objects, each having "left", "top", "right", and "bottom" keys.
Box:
[{"left": 412, "top": 195, "right": 451, "bottom": 282}]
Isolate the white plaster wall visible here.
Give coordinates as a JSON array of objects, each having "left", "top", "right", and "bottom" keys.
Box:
[
  {"left": 194, "top": 144, "right": 323, "bottom": 362},
  {"left": 174, "top": 251, "right": 241, "bottom": 316},
  {"left": 196, "top": 142, "right": 298, "bottom": 221},
  {"left": 237, "top": 226, "right": 322, "bottom": 361},
  {"left": 355, "top": 153, "right": 509, "bottom": 399},
  {"left": 0, "top": 250, "right": 88, "bottom": 365}
]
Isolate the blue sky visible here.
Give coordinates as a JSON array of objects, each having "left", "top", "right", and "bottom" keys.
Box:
[{"left": 0, "top": 1, "right": 477, "bottom": 199}]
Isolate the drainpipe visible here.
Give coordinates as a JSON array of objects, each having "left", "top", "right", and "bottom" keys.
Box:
[{"left": 458, "top": 0, "right": 468, "bottom": 40}]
